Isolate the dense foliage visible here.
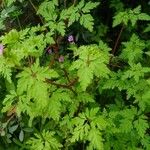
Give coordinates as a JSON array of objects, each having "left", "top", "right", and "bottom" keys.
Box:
[{"left": 0, "top": 0, "right": 150, "bottom": 149}]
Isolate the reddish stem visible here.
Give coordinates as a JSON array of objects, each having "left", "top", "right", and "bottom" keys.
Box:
[
  {"left": 45, "top": 78, "right": 78, "bottom": 95},
  {"left": 112, "top": 25, "right": 124, "bottom": 55}
]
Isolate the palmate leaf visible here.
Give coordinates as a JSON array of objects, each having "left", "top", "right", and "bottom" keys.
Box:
[
  {"left": 27, "top": 130, "right": 62, "bottom": 150},
  {"left": 120, "top": 34, "right": 145, "bottom": 63},
  {"left": 113, "top": 11, "right": 128, "bottom": 27},
  {"left": 17, "top": 59, "right": 58, "bottom": 94},
  {"left": 28, "top": 81, "right": 48, "bottom": 106},
  {"left": 70, "top": 45, "right": 110, "bottom": 91},
  {"left": 1, "top": 28, "right": 46, "bottom": 65},
  {"left": 113, "top": 5, "right": 150, "bottom": 27},
  {"left": 16, "top": 60, "right": 58, "bottom": 121}
]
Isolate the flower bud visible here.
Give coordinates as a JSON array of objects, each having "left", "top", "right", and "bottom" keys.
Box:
[
  {"left": 58, "top": 55, "right": 64, "bottom": 62},
  {"left": 0, "top": 44, "right": 4, "bottom": 55},
  {"left": 68, "top": 35, "right": 74, "bottom": 43},
  {"left": 47, "top": 48, "right": 52, "bottom": 54}
]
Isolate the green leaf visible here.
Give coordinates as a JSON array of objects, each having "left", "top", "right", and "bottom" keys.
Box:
[
  {"left": 5, "top": 0, "right": 16, "bottom": 6},
  {"left": 113, "top": 11, "right": 128, "bottom": 27},
  {"left": 120, "top": 34, "right": 145, "bottom": 63},
  {"left": 2, "top": 90, "right": 17, "bottom": 112},
  {"left": 113, "top": 5, "right": 150, "bottom": 27},
  {"left": 68, "top": 7, "right": 80, "bottom": 26},
  {"left": 57, "top": 21, "right": 66, "bottom": 36},
  {"left": 78, "top": 66, "right": 93, "bottom": 91},
  {"left": 70, "top": 45, "right": 110, "bottom": 91},
  {"left": 82, "top": 1, "right": 100, "bottom": 13},
  {"left": 87, "top": 128, "right": 104, "bottom": 150},
  {"left": 19, "top": 130, "right": 24, "bottom": 142},
  {"left": 9, "top": 125, "right": 18, "bottom": 134},
  {"left": 121, "top": 63, "right": 150, "bottom": 83},
  {"left": 37, "top": 1, "right": 57, "bottom": 21},
  {"left": 0, "top": 57, "right": 13, "bottom": 83},
  {"left": 77, "top": 0, "right": 85, "bottom": 9},
  {"left": 53, "top": 0, "right": 58, "bottom": 6},
  {"left": 71, "top": 124, "right": 90, "bottom": 142},
  {"left": 134, "top": 115, "right": 149, "bottom": 138},
  {"left": 144, "top": 24, "right": 150, "bottom": 32},
  {"left": 15, "top": 60, "right": 59, "bottom": 122},
  {"left": 27, "top": 130, "right": 62, "bottom": 150},
  {"left": 46, "top": 89, "right": 71, "bottom": 120},
  {"left": 80, "top": 14, "right": 94, "bottom": 32},
  {"left": 138, "top": 13, "right": 150, "bottom": 21}
]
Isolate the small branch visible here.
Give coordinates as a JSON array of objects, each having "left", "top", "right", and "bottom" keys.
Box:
[
  {"left": 45, "top": 78, "right": 78, "bottom": 95},
  {"left": 28, "top": 56, "right": 34, "bottom": 67},
  {"left": 46, "top": 79, "right": 70, "bottom": 88},
  {"left": 109, "top": 25, "right": 124, "bottom": 66},
  {"left": 73, "top": 0, "right": 77, "bottom": 6},
  {"left": 112, "top": 25, "right": 124, "bottom": 55},
  {"left": 28, "top": 0, "right": 44, "bottom": 24},
  {"left": 64, "top": 0, "right": 67, "bottom": 8},
  {"left": 16, "top": 16, "right": 22, "bottom": 30},
  {"left": 62, "top": 68, "right": 70, "bottom": 82},
  {"left": 109, "top": 63, "right": 122, "bottom": 68},
  {"left": 48, "top": 57, "right": 55, "bottom": 68}
]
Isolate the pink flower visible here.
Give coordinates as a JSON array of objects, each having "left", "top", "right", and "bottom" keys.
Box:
[
  {"left": 58, "top": 55, "right": 64, "bottom": 62},
  {"left": 0, "top": 44, "right": 4, "bottom": 55},
  {"left": 47, "top": 48, "right": 52, "bottom": 54},
  {"left": 68, "top": 35, "right": 74, "bottom": 43}
]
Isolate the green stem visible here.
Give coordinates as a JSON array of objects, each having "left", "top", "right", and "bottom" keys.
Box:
[
  {"left": 16, "top": 16, "right": 22, "bottom": 30},
  {"left": 64, "top": 0, "right": 67, "bottom": 8},
  {"left": 73, "top": 0, "right": 77, "bottom": 6}
]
